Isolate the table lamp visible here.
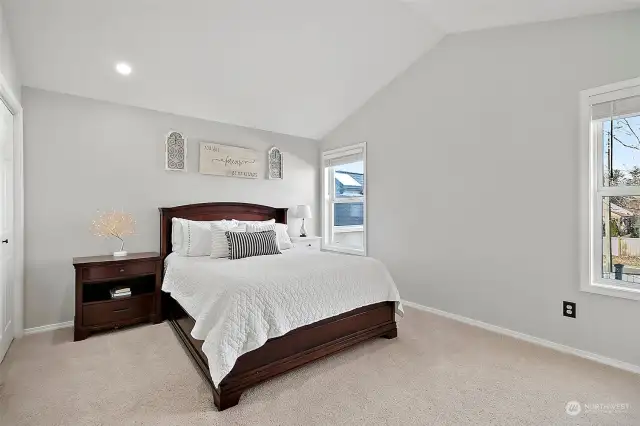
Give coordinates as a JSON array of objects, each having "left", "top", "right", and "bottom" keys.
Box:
[{"left": 295, "top": 205, "right": 312, "bottom": 237}]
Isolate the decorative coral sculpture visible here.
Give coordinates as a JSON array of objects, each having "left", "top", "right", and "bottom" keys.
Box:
[{"left": 90, "top": 210, "right": 135, "bottom": 256}]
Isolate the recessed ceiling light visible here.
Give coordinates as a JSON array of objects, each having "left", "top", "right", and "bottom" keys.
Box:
[{"left": 115, "top": 62, "right": 132, "bottom": 76}]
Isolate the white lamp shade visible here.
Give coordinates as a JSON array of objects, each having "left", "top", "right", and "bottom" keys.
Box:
[{"left": 296, "top": 205, "right": 312, "bottom": 219}]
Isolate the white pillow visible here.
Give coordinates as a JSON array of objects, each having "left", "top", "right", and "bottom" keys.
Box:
[
  {"left": 246, "top": 222, "right": 276, "bottom": 233},
  {"left": 275, "top": 224, "right": 293, "bottom": 250},
  {"left": 246, "top": 222, "right": 293, "bottom": 250},
  {"left": 178, "top": 219, "right": 236, "bottom": 257},
  {"left": 237, "top": 218, "right": 275, "bottom": 226},
  {"left": 210, "top": 221, "right": 246, "bottom": 258},
  {"left": 171, "top": 218, "right": 184, "bottom": 252}
]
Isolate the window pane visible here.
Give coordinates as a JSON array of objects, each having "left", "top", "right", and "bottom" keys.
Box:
[
  {"left": 334, "top": 202, "right": 363, "bottom": 226},
  {"left": 601, "top": 115, "right": 640, "bottom": 187},
  {"left": 602, "top": 196, "right": 640, "bottom": 285},
  {"left": 332, "top": 202, "right": 364, "bottom": 251},
  {"left": 333, "top": 161, "right": 364, "bottom": 198}
]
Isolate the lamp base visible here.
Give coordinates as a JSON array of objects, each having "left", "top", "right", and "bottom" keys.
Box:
[
  {"left": 299, "top": 219, "right": 307, "bottom": 238},
  {"left": 113, "top": 251, "right": 128, "bottom": 257}
]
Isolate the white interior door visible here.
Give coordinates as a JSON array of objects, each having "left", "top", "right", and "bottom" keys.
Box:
[{"left": 0, "top": 98, "right": 14, "bottom": 361}]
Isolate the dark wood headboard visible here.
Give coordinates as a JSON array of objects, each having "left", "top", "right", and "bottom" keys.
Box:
[{"left": 159, "top": 202, "right": 288, "bottom": 259}]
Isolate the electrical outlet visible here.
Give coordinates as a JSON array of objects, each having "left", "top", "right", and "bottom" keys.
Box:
[{"left": 563, "top": 301, "right": 576, "bottom": 318}]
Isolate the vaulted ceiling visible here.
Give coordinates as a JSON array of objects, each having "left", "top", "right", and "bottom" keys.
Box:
[
  {"left": 4, "top": 0, "right": 640, "bottom": 139},
  {"left": 405, "top": 0, "right": 640, "bottom": 33}
]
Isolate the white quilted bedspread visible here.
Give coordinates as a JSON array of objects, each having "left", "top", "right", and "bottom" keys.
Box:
[{"left": 162, "top": 250, "right": 403, "bottom": 386}]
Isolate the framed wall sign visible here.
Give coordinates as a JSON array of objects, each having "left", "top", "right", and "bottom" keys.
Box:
[{"left": 199, "top": 142, "right": 259, "bottom": 179}]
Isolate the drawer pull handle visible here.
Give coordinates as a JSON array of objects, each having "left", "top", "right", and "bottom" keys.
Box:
[
  {"left": 119, "top": 268, "right": 125, "bottom": 273},
  {"left": 113, "top": 308, "right": 130, "bottom": 313}
]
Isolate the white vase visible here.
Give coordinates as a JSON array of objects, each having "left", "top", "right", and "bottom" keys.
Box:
[{"left": 113, "top": 239, "right": 127, "bottom": 257}]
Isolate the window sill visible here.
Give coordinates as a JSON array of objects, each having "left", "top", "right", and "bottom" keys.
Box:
[
  {"left": 322, "top": 245, "right": 366, "bottom": 256},
  {"left": 581, "top": 281, "right": 640, "bottom": 301},
  {"left": 333, "top": 225, "right": 364, "bottom": 233}
]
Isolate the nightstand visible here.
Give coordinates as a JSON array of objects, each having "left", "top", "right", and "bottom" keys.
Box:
[
  {"left": 73, "top": 252, "right": 162, "bottom": 341},
  {"left": 290, "top": 236, "right": 322, "bottom": 251}
]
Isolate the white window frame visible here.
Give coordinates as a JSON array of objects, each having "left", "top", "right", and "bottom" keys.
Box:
[
  {"left": 321, "top": 142, "right": 367, "bottom": 256},
  {"left": 580, "top": 76, "right": 640, "bottom": 300}
]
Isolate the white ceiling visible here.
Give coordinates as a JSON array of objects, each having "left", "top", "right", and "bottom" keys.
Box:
[
  {"left": 4, "top": 0, "right": 639, "bottom": 139},
  {"left": 3, "top": 0, "right": 443, "bottom": 139}
]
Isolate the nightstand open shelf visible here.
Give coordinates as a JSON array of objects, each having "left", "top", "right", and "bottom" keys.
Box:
[
  {"left": 83, "top": 293, "right": 151, "bottom": 306},
  {"left": 82, "top": 275, "right": 156, "bottom": 304},
  {"left": 73, "top": 252, "right": 162, "bottom": 341}
]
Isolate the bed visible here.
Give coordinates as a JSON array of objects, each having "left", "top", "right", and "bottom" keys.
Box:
[{"left": 159, "top": 202, "right": 401, "bottom": 410}]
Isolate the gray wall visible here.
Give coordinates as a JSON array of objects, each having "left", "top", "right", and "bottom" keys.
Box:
[
  {"left": 0, "top": 4, "right": 20, "bottom": 101},
  {"left": 323, "top": 11, "right": 640, "bottom": 366},
  {"left": 24, "top": 88, "right": 319, "bottom": 329}
]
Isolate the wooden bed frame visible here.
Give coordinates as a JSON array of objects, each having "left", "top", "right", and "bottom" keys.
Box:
[{"left": 159, "top": 202, "right": 397, "bottom": 410}]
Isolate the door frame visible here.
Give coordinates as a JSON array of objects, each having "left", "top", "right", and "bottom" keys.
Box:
[{"left": 0, "top": 71, "right": 23, "bottom": 339}]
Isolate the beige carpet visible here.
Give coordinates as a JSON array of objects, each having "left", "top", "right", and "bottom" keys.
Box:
[{"left": 1, "top": 307, "right": 639, "bottom": 426}]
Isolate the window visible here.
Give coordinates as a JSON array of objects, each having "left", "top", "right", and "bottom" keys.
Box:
[
  {"left": 322, "top": 142, "right": 366, "bottom": 255},
  {"left": 581, "top": 76, "right": 640, "bottom": 299}
]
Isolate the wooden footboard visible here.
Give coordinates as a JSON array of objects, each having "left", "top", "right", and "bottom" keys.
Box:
[{"left": 164, "top": 293, "right": 397, "bottom": 410}]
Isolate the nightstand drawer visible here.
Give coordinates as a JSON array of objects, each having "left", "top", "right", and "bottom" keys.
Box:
[
  {"left": 82, "top": 261, "right": 156, "bottom": 282},
  {"left": 291, "top": 237, "right": 321, "bottom": 251},
  {"left": 83, "top": 295, "right": 153, "bottom": 327},
  {"left": 296, "top": 241, "right": 320, "bottom": 250}
]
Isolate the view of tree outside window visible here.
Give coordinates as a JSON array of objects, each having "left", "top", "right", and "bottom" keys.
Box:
[{"left": 602, "top": 115, "right": 640, "bottom": 282}]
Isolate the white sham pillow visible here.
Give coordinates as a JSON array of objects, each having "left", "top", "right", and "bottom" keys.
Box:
[
  {"left": 245, "top": 222, "right": 276, "bottom": 233},
  {"left": 237, "top": 218, "right": 275, "bottom": 226},
  {"left": 275, "top": 224, "right": 293, "bottom": 250},
  {"left": 210, "top": 221, "right": 246, "bottom": 258},
  {"left": 246, "top": 222, "right": 293, "bottom": 250},
  {"left": 178, "top": 219, "right": 236, "bottom": 257},
  {"left": 171, "top": 218, "right": 184, "bottom": 253}
]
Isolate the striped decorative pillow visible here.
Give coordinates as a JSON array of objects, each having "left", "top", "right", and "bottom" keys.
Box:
[{"left": 225, "top": 230, "right": 281, "bottom": 260}]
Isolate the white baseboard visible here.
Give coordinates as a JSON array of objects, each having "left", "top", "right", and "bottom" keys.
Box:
[
  {"left": 23, "top": 321, "right": 73, "bottom": 336},
  {"left": 402, "top": 299, "right": 640, "bottom": 375},
  {"left": 20, "top": 303, "right": 640, "bottom": 375}
]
